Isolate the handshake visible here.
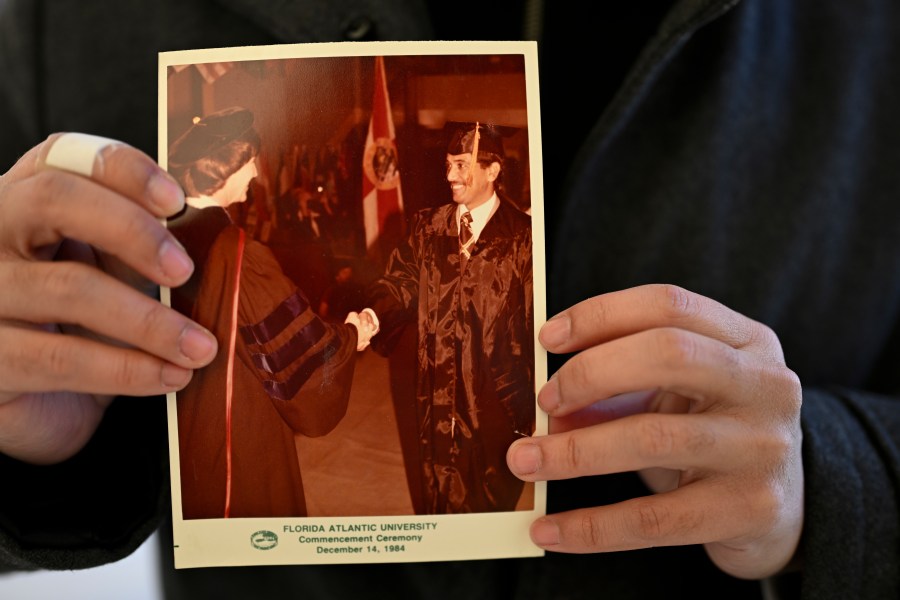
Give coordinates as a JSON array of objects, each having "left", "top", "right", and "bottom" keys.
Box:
[{"left": 344, "top": 308, "right": 380, "bottom": 352}]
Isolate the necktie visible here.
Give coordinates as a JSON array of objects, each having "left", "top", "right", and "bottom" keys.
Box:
[{"left": 459, "top": 211, "right": 474, "bottom": 258}]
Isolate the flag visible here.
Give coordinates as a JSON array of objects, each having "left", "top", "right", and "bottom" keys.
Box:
[{"left": 362, "top": 56, "right": 404, "bottom": 257}]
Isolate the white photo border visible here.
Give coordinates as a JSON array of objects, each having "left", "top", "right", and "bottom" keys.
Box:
[{"left": 159, "top": 40, "right": 547, "bottom": 569}]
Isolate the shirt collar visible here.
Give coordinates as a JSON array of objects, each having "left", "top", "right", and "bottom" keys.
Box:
[
  {"left": 457, "top": 193, "right": 500, "bottom": 240},
  {"left": 186, "top": 195, "right": 222, "bottom": 210}
]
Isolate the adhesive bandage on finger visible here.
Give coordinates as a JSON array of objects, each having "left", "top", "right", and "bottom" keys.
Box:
[{"left": 38, "top": 133, "right": 123, "bottom": 178}]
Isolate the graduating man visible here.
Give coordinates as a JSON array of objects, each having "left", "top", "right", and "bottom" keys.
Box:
[{"left": 366, "top": 122, "right": 535, "bottom": 514}]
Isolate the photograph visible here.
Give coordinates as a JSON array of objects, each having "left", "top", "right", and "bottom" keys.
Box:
[{"left": 160, "top": 41, "right": 547, "bottom": 567}]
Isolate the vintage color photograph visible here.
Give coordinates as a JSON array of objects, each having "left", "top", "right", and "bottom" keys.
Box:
[{"left": 161, "top": 41, "right": 547, "bottom": 567}]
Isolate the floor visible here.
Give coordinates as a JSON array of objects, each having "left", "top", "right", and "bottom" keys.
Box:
[{"left": 295, "top": 348, "right": 415, "bottom": 516}]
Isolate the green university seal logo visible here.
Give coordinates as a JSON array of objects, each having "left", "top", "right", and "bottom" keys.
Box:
[{"left": 251, "top": 530, "right": 278, "bottom": 551}]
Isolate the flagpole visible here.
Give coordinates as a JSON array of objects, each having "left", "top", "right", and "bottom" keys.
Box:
[{"left": 362, "top": 56, "right": 404, "bottom": 263}]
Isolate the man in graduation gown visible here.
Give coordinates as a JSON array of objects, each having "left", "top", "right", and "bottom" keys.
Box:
[{"left": 367, "top": 123, "right": 535, "bottom": 514}]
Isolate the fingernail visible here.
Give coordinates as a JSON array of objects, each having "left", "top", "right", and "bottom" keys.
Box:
[
  {"left": 540, "top": 313, "right": 570, "bottom": 349},
  {"left": 158, "top": 238, "right": 194, "bottom": 282},
  {"left": 509, "top": 442, "right": 542, "bottom": 475},
  {"left": 538, "top": 375, "right": 561, "bottom": 413},
  {"left": 148, "top": 172, "right": 185, "bottom": 214},
  {"left": 161, "top": 363, "right": 191, "bottom": 388},
  {"left": 531, "top": 518, "right": 560, "bottom": 546},
  {"left": 179, "top": 325, "right": 217, "bottom": 363}
]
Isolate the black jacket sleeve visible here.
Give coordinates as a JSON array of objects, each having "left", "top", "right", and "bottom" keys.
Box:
[
  {"left": 797, "top": 387, "right": 900, "bottom": 599},
  {"left": 0, "top": 399, "right": 169, "bottom": 572}
]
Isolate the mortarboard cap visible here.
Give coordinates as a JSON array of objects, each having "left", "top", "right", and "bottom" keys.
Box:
[
  {"left": 445, "top": 121, "right": 517, "bottom": 162},
  {"left": 169, "top": 106, "right": 256, "bottom": 168}
]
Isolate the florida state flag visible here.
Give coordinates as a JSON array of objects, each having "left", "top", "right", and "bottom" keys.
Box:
[{"left": 362, "top": 56, "right": 404, "bottom": 261}]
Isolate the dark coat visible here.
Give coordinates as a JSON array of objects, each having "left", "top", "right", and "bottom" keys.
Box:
[{"left": 369, "top": 200, "right": 535, "bottom": 513}]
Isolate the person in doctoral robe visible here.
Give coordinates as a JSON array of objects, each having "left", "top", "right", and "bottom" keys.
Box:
[
  {"left": 167, "top": 107, "right": 374, "bottom": 519},
  {"left": 365, "top": 122, "right": 535, "bottom": 514}
]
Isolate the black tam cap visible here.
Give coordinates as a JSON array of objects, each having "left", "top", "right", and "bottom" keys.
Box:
[
  {"left": 445, "top": 121, "right": 515, "bottom": 162},
  {"left": 167, "top": 106, "right": 260, "bottom": 197},
  {"left": 169, "top": 106, "right": 255, "bottom": 169}
]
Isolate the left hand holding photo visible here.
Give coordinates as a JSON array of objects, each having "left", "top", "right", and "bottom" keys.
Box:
[{"left": 507, "top": 284, "right": 804, "bottom": 580}]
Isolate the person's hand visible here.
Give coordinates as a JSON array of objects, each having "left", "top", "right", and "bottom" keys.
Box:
[
  {"left": 345, "top": 308, "right": 379, "bottom": 351},
  {"left": 507, "top": 284, "right": 803, "bottom": 580},
  {"left": 0, "top": 133, "right": 218, "bottom": 465}
]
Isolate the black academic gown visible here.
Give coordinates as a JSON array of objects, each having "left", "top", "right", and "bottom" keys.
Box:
[
  {"left": 168, "top": 206, "right": 357, "bottom": 519},
  {"left": 369, "top": 200, "right": 535, "bottom": 513}
]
